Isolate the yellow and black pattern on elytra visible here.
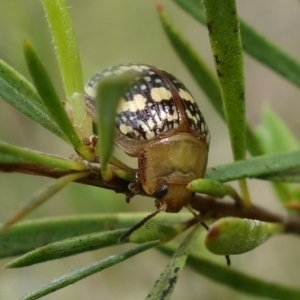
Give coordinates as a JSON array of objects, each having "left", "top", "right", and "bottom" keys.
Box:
[
  {"left": 85, "top": 63, "right": 209, "bottom": 144},
  {"left": 162, "top": 70, "right": 210, "bottom": 144}
]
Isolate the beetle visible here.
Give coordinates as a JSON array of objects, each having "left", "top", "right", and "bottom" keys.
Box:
[{"left": 85, "top": 63, "right": 210, "bottom": 214}]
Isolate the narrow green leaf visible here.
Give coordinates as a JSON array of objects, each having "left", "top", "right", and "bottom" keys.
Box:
[
  {"left": 5, "top": 229, "right": 127, "bottom": 268},
  {"left": 257, "top": 106, "right": 300, "bottom": 154},
  {"left": 20, "top": 242, "right": 158, "bottom": 300},
  {"left": 0, "top": 142, "right": 86, "bottom": 170},
  {"left": 41, "top": 0, "right": 93, "bottom": 138},
  {"left": 187, "top": 179, "right": 238, "bottom": 199},
  {"left": 0, "top": 59, "right": 66, "bottom": 140},
  {"left": 245, "top": 126, "right": 264, "bottom": 156},
  {"left": 263, "top": 172, "right": 300, "bottom": 183},
  {"left": 201, "top": 0, "right": 250, "bottom": 202},
  {"left": 146, "top": 225, "right": 202, "bottom": 300},
  {"left": 3, "top": 172, "right": 89, "bottom": 230},
  {"left": 114, "top": 167, "right": 136, "bottom": 182},
  {"left": 160, "top": 245, "right": 300, "bottom": 300},
  {"left": 0, "top": 213, "right": 191, "bottom": 258},
  {"left": 173, "top": 0, "right": 300, "bottom": 89},
  {"left": 202, "top": 0, "right": 246, "bottom": 162},
  {"left": 241, "top": 21, "right": 300, "bottom": 89},
  {"left": 41, "top": 0, "right": 83, "bottom": 97},
  {"left": 205, "top": 217, "right": 284, "bottom": 255},
  {"left": 256, "top": 106, "right": 300, "bottom": 203},
  {"left": 157, "top": 4, "right": 222, "bottom": 118},
  {"left": 96, "top": 71, "right": 137, "bottom": 175},
  {"left": 187, "top": 178, "right": 243, "bottom": 206},
  {"left": 129, "top": 223, "right": 184, "bottom": 244},
  {"left": 23, "top": 40, "right": 93, "bottom": 159},
  {"left": 156, "top": 4, "right": 264, "bottom": 157},
  {"left": 205, "top": 150, "right": 300, "bottom": 183},
  {"left": 172, "top": 0, "right": 206, "bottom": 23}
]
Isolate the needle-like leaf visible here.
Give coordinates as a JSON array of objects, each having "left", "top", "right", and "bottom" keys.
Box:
[
  {"left": 95, "top": 71, "right": 137, "bottom": 179},
  {"left": 146, "top": 225, "right": 202, "bottom": 300},
  {"left": 2, "top": 172, "right": 89, "bottom": 230},
  {"left": 20, "top": 242, "right": 159, "bottom": 300},
  {"left": 0, "top": 213, "right": 191, "bottom": 258},
  {"left": 0, "top": 142, "right": 87, "bottom": 170},
  {"left": 0, "top": 59, "right": 66, "bottom": 140},
  {"left": 172, "top": 0, "right": 300, "bottom": 89},
  {"left": 159, "top": 245, "right": 300, "bottom": 300},
  {"left": 205, "top": 150, "right": 300, "bottom": 183},
  {"left": 23, "top": 40, "right": 93, "bottom": 160},
  {"left": 41, "top": 0, "right": 93, "bottom": 138}
]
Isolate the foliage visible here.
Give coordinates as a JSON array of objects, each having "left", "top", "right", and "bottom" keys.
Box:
[{"left": 0, "top": 0, "right": 300, "bottom": 299}]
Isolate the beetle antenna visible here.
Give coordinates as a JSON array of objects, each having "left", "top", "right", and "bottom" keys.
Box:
[
  {"left": 186, "top": 204, "right": 231, "bottom": 266},
  {"left": 118, "top": 209, "right": 161, "bottom": 243}
]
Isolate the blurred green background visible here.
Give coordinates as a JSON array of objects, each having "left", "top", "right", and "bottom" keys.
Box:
[{"left": 0, "top": 1, "right": 300, "bottom": 299}]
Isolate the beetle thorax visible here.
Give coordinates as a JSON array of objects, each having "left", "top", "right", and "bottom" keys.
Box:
[{"left": 137, "top": 133, "right": 208, "bottom": 212}]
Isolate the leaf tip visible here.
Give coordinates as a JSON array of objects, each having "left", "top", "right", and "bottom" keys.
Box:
[
  {"left": 155, "top": 0, "right": 164, "bottom": 12},
  {"left": 3, "top": 262, "right": 13, "bottom": 269},
  {"left": 23, "top": 38, "right": 30, "bottom": 48}
]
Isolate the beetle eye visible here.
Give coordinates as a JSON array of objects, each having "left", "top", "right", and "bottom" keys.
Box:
[{"left": 154, "top": 184, "right": 168, "bottom": 199}]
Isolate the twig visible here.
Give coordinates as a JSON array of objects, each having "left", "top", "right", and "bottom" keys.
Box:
[{"left": 1, "top": 163, "right": 300, "bottom": 235}]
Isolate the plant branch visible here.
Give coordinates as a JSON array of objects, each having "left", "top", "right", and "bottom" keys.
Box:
[
  {"left": 1, "top": 162, "right": 300, "bottom": 236},
  {"left": 0, "top": 163, "right": 130, "bottom": 193}
]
